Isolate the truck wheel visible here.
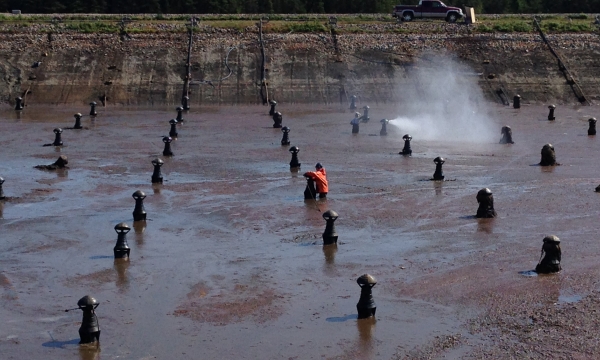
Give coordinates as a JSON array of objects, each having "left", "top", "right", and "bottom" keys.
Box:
[
  {"left": 402, "top": 12, "right": 414, "bottom": 22},
  {"left": 446, "top": 12, "right": 458, "bottom": 23}
]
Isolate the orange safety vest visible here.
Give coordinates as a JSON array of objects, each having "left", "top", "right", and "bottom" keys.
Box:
[{"left": 305, "top": 168, "right": 328, "bottom": 194}]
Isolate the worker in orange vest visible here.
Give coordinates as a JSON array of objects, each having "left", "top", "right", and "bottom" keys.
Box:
[{"left": 304, "top": 163, "right": 328, "bottom": 198}]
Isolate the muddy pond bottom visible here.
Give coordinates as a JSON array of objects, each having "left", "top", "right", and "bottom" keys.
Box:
[{"left": 1, "top": 103, "right": 600, "bottom": 359}]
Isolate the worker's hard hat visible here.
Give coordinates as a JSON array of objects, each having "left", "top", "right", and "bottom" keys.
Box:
[{"left": 315, "top": 163, "right": 323, "bottom": 169}]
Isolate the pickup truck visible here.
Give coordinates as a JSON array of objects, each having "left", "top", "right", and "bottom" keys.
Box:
[{"left": 393, "top": 0, "right": 464, "bottom": 23}]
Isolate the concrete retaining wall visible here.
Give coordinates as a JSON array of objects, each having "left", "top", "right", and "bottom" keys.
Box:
[{"left": 1, "top": 31, "right": 599, "bottom": 107}]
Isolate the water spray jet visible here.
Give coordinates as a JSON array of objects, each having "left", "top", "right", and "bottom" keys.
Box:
[{"left": 389, "top": 58, "right": 496, "bottom": 143}]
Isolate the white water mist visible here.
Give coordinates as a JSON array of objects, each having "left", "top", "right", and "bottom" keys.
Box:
[{"left": 390, "top": 56, "right": 496, "bottom": 143}]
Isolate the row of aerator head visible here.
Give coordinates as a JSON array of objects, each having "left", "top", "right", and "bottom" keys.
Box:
[
  {"left": 64, "top": 105, "right": 188, "bottom": 345},
  {"left": 267, "top": 100, "right": 377, "bottom": 319},
  {"left": 322, "top": 95, "right": 378, "bottom": 319},
  {"left": 161, "top": 106, "right": 187, "bottom": 157},
  {"left": 0, "top": 102, "right": 100, "bottom": 200},
  {"left": 15, "top": 97, "right": 98, "bottom": 116},
  {"left": 64, "top": 74, "right": 193, "bottom": 346},
  {"left": 513, "top": 96, "right": 596, "bottom": 134},
  {"left": 75, "top": 104, "right": 191, "bottom": 345},
  {"left": 0, "top": 106, "right": 190, "bottom": 202}
]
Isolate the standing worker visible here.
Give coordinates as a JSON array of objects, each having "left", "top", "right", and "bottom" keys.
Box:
[
  {"left": 304, "top": 163, "right": 329, "bottom": 198},
  {"left": 350, "top": 112, "right": 360, "bottom": 134}
]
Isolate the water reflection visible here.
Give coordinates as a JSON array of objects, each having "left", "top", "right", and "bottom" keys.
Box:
[
  {"left": 57, "top": 169, "right": 69, "bottom": 179},
  {"left": 540, "top": 274, "right": 561, "bottom": 304},
  {"left": 540, "top": 165, "right": 556, "bottom": 173},
  {"left": 0, "top": 202, "right": 3, "bottom": 218},
  {"left": 433, "top": 181, "right": 442, "bottom": 195},
  {"left": 114, "top": 259, "right": 130, "bottom": 292},
  {"left": 133, "top": 221, "right": 146, "bottom": 247},
  {"left": 323, "top": 244, "right": 337, "bottom": 265},
  {"left": 477, "top": 218, "right": 494, "bottom": 234},
  {"left": 152, "top": 184, "right": 161, "bottom": 195},
  {"left": 78, "top": 343, "right": 101, "bottom": 360},
  {"left": 356, "top": 317, "right": 376, "bottom": 359},
  {"left": 304, "top": 199, "right": 320, "bottom": 213}
]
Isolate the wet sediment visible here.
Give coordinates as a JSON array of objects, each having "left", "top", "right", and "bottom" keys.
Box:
[{"left": 1, "top": 101, "right": 600, "bottom": 359}]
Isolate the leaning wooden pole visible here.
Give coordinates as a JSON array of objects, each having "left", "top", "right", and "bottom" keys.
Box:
[
  {"left": 533, "top": 17, "right": 590, "bottom": 105},
  {"left": 258, "top": 19, "right": 269, "bottom": 105},
  {"left": 182, "top": 17, "right": 194, "bottom": 109}
]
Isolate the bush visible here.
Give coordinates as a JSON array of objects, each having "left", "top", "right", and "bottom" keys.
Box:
[
  {"left": 476, "top": 24, "right": 494, "bottom": 32},
  {"left": 488, "top": 20, "right": 533, "bottom": 32},
  {"left": 568, "top": 13, "right": 588, "bottom": 20},
  {"left": 512, "top": 22, "right": 532, "bottom": 32},
  {"left": 559, "top": 23, "right": 592, "bottom": 32},
  {"left": 493, "top": 23, "right": 513, "bottom": 32},
  {"left": 282, "top": 22, "right": 327, "bottom": 32},
  {"left": 544, "top": 21, "right": 561, "bottom": 31},
  {"left": 64, "top": 22, "right": 118, "bottom": 33}
]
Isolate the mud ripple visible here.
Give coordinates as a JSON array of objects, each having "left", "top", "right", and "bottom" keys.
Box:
[{"left": 173, "top": 281, "right": 286, "bottom": 325}]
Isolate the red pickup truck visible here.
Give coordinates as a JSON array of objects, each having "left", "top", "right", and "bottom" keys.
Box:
[{"left": 393, "top": 0, "right": 464, "bottom": 23}]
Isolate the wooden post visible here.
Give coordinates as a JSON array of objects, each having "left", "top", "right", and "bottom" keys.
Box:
[{"left": 182, "top": 17, "right": 194, "bottom": 108}]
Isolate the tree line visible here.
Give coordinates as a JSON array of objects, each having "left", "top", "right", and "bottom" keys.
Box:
[{"left": 3, "top": 0, "right": 600, "bottom": 14}]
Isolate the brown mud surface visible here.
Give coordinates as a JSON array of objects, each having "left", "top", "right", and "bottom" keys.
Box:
[{"left": 1, "top": 102, "right": 600, "bottom": 359}]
